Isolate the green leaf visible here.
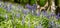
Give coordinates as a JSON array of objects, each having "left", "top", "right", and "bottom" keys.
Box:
[
  {"left": 39, "top": 0, "right": 47, "bottom": 6},
  {"left": 30, "top": 0, "right": 36, "bottom": 5}
]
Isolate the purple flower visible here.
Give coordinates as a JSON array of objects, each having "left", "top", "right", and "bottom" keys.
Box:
[
  {"left": 37, "top": 11, "right": 40, "bottom": 16},
  {"left": 57, "top": 13, "right": 60, "bottom": 17},
  {"left": 23, "top": 9, "right": 29, "bottom": 15},
  {"left": 16, "top": 13, "right": 20, "bottom": 18},
  {"left": 26, "top": 4, "right": 33, "bottom": 10},
  {"left": 47, "top": 15, "right": 51, "bottom": 19},
  {"left": 50, "top": 12, "right": 55, "bottom": 16},
  {"left": 56, "top": 13, "right": 60, "bottom": 19},
  {"left": 7, "top": 7, "right": 11, "bottom": 12},
  {"left": 32, "top": 4, "right": 37, "bottom": 10},
  {"left": 9, "top": 4, "right": 12, "bottom": 9},
  {"left": 42, "top": 10, "right": 47, "bottom": 16}
]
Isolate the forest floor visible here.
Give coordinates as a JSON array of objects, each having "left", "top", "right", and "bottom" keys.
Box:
[{"left": 0, "top": 1, "right": 60, "bottom": 28}]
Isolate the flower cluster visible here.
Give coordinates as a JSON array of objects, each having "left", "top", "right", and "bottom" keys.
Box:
[{"left": 0, "top": 1, "right": 60, "bottom": 28}]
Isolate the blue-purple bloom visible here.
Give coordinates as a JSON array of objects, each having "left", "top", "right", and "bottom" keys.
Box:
[
  {"left": 32, "top": 4, "right": 37, "bottom": 10},
  {"left": 23, "top": 9, "right": 29, "bottom": 15},
  {"left": 9, "top": 4, "right": 12, "bottom": 9},
  {"left": 16, "top": 13, "right": 20, "bottom": 18},
  {"left": 50, "top": 12, "right": 55, "bottom": 16},
  {"left": 47, "top": 15, "right": 51, "bottom": 19},
  {"left": 37, "top": 11, "right": 40, "bottom": 16},
  {"left": 7, "top": 7, "right": 11, "bottom": 12},
  {"left": 26, "top": 4, "right": 32, "bottom": 10},
  {"left": 42, "top": 10, "right": 47, "bottom": 16},
  {"left": 56, "top": 13, "right": 60, "bottom": 19}
]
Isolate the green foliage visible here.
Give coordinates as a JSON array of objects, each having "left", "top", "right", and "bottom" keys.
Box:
[
  {"left": 0, "top": 8, "right": 6, "bottom": 14},
  {"left": 0, "top": 1, "right": 60, "bottom": 28},
  {"left": 38, "top": 0, "right": 47, "bottom": 6},
  {"left": 23, "top": 0, "right": 29, "bottom": 4},
  {"left": 29, "top": 0, "right": 36, "bottom": 5},
  {"left": 41, "top": 18, "right": 49, "bottom": 28},
  {"left": 0, "top": 8, "right": 7, "bottom": 22},
  {"left": 0, "top": 16, "right": 5, "bottom": 22}
]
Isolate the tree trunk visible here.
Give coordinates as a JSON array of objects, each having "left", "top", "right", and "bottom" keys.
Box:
[
  {"left": 48, "top": 0, "right": 56, "bottom": 13},
  {"left": 51, "top": 0, "right": 56, "bottom": 13}
]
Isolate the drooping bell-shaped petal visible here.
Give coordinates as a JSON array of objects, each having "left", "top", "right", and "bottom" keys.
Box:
[
  {"left": 47, "top": 15, "right": 51, "bottom": 19},
  {"left": 31, "top": 4, "right": 37, "bottom": 15},
  {"left": 42, "top": 10, "right": 47, "bottom": 16},
  {"left": 57, "top": 13, "right": 60, "bottom": 17},
  {"left": 9, "top": 4, "right": 12, "bottom": 9},
  {"left": 26, "top": 4, "right": 33, "bottom": 10},
  {"left": 32, "top": 4, "right": 37, "bottom": 10},
  {"left": 56, "top": 13, "right": 60, "bottom": 19},
  {"left": 7, "top": 7, "right": 11, "bottom": 12},
  {"left": 50, "top": 12, "right": 55, "bottom": 17},
  {"left": 22, "top": 9, "right": 29, "bottom": 15},
  {"left": 16, "top": 13, "right": 20, "bottom": 18},
  {"left": 37, "top": 11, "right": 40, "bottom": 16}
]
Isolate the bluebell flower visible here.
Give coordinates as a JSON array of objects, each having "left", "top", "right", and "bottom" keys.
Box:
[
  {"left": 9, "top": 4, "right": 12, "bottom": 9},
  {"left": 56, "top": 13, "right": 60, "bottom": 19},
  {"left": 31, "top": 4, "right": 37, "bottom": 15},
  {"left": 26, "top": 4, "right": 33, "bottom": 10},
  {"left": 16, "top": 13, "right": 20, "bottom": 18},
  {"left": 5, "top": 4, "right": 12, "bottom": 12},
  {"left": 33, "top": 4, "right": 37, "bottom": 8},
  {"left": 7, "top": 7, "right": 11, "bottom": 12},
  {"left": 47, "top": 15, "right": 51, "bottom": 19},
  {"left": 37, "top": 11, "right": 40, "bottom": 16},
  {"left": 57, "top": 13, "right": 60, "bottom": 17},
  {"left": 23, "top": 9, "right": 29, "bottom": 15},
  {"left": 42, "top": 10, "right": 47, "bottom": 16},
  {"left": 32, "top": 4, "right": 37, "bottom": 11},
  {"left": 50, "top": 12, "right": 55, "bottom": 17}
]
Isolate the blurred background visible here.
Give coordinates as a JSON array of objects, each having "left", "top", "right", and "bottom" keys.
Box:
[{"left": 0, "top": 0, "right": 60, "bottom": 28}]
